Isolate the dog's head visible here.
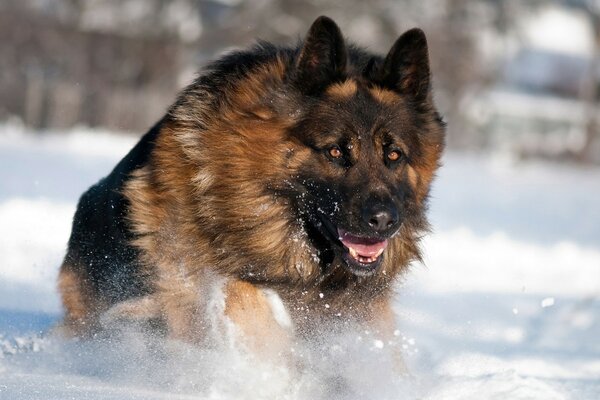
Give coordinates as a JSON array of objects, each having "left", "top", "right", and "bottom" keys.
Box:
[
  {"left": 173, "top": 16, "right": 444, "bottom": 281},
  {"left": 284, "top": 17, "right": 445, "bottom": 277}
]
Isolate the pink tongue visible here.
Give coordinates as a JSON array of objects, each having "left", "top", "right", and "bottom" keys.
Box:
[{"left": 338, "top": 229, "right": 388, "bottom": 257}]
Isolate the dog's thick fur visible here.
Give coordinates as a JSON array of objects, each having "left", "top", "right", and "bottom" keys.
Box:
[{"left": 59, "top": 17, "right": 444, "bottom": 356}]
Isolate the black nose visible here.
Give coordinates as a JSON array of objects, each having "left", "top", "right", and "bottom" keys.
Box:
[{"left": 362, "top": 205, "right": 399, "bottom": 233}]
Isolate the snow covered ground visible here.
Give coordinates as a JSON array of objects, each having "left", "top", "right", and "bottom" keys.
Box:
[{"left": 0, "top": 122, "right": 598, "bottom": 399}]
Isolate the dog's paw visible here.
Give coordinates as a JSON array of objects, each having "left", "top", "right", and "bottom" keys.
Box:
[{"left": 99, "top": 296, "right": 161, "bottom": 329}]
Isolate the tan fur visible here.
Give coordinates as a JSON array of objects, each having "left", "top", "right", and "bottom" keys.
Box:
[
  {"left": 406, "top": 165, "right": 419, "bottom": 189},
  {"left": 369, "top": 86, "right": 400, "bottom": 105},
  {"left": 57, "top": 267, "right": 102, "bottom": 335},
  {"left": 411, "top": 112, "right": 445, "bottom": 206},
  {"left": 326, "top": 80, "right": 358, "bottom": 99}
]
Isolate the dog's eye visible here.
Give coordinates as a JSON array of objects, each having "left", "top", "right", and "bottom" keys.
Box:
[
  {"left": 387, "top": 149, "right": 403, "bottom": 162},
  {"left": 328, "top": 146, "right": 343, "bottom": 159}
]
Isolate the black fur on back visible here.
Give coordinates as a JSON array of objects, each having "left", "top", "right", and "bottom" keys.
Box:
[{"left": 64, "top": 119, "right": 162, "bottom": 302}]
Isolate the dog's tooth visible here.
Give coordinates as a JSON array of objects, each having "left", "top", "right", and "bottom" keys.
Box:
[
  {"left": 348, "top": 246, "right": 384, "bottom": 264},
  {"left": 349, "top": 247, "right": 358, "bottom": 259},
  {"left": 359, "top": 255, "right": 373, "bottom": 264}
]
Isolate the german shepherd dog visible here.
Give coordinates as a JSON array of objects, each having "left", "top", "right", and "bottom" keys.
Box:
[{"left": 58, "top": 16, "right": 445, "bottom": 361}]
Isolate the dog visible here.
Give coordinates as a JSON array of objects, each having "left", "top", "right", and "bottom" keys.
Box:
[{"left": 58, "top": 16, "right": 445, "bottom": 362}]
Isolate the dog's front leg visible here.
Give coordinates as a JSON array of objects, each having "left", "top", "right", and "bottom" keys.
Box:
[
  {"left": 222, "top": 280, "right": 293, "bottom": 362},
  {"left": 368, "top": 297, "right": 409, "bottom": 375}
]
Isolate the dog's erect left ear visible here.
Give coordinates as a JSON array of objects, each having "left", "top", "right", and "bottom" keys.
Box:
[
  {"left": 295, "top": 16, "right": 347, "bottom": 94},
  {"left": 375, "top": 28, "right": 431, "bottom": 102}
]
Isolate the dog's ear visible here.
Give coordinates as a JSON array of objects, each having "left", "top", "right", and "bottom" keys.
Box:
[
  {"left": 295, "top": 16, "right": 347, "bottom": 94},
  {"left": 375, "top": 28, "right": 431, "bottom": 102}
]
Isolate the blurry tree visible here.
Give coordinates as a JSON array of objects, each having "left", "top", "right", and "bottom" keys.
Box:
[
  {"left": 0, "top": 0, "right": 597, "bottom": 163},
  {"left": 1, "top": 0, "right": 485, "bottom": 141},
  {"left": 0, "top": 0, "right": 189, "bottom": 131}
]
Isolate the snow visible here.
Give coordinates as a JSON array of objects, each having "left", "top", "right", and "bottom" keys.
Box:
[{"left": 0, "top": 123, "right": 599, "bottom": 399}]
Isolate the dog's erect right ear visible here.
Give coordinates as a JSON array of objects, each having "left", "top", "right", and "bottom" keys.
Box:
[
  {"left": 374, "top": 28, "right": 431, "bottom": 103},
  {"left": 295, "top": 16, "right": 347, "bottom": 95}
]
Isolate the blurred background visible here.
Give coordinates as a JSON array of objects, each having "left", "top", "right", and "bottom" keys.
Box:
[{"left": 1, "top": 0, "right": 600, "bottom": 164}]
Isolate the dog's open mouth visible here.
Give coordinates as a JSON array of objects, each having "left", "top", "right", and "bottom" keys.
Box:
[
  {"left": 337, "top": 228, "right": 388, "bottom": 274},
  {"left": 315, "top": 214, "right": 390, "bottom": 275}
]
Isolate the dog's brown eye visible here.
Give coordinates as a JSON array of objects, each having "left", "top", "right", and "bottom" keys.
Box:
[
  {"left": 387, "top": 150, "right": 402, "bottom": 162},
  {"left": 329, "top": 146, "right": 342, "bottom": 159}
]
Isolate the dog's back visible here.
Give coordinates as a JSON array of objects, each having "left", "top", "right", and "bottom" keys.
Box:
[{"left": 59, "top": 121, "right": 163, "bottom": 332}]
